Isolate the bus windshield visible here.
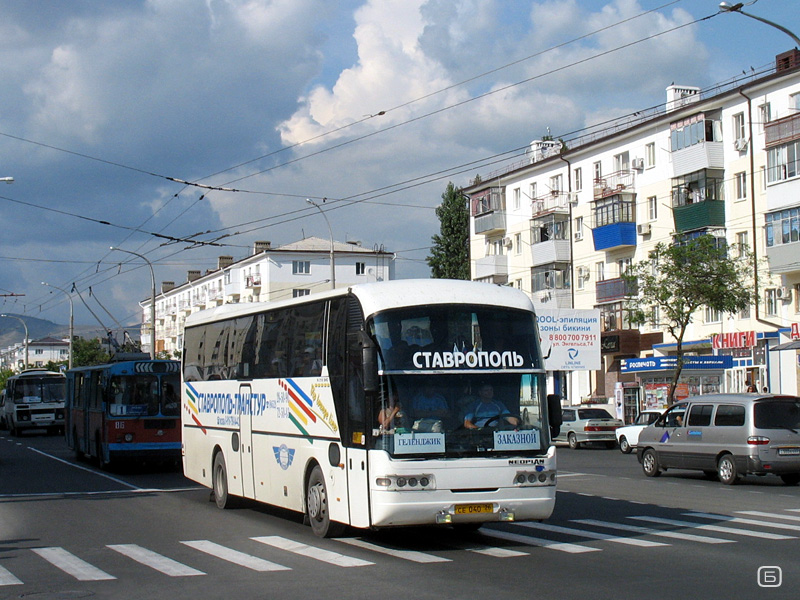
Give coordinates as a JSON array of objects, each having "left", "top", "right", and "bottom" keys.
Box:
[
  {"left": 12, "top": 377, "right": 66, "bottom": 404},
  {"left": 370, "top": 306, "right": 547, "bottom": 457},
  {"left": 108, "top": 373, "right": 180, "bottom": 417}
]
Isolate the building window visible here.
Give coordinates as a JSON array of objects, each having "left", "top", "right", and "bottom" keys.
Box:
[
  {"left": 758, "top": 102, "right": 771, "bottom": 132},
  {"left": 647, "top": 196, "right": 658, "bottom": 221},
  {"left": 513, "top": 187, "right": 521, "bottom": 210},
  {"left": 293, "top": 260, "right": 311, "bottom": 274},
  {"left": 593, "top": 195, "right": 635, "bottom": 227},
  {"left": 613, "top": 151, "right": 629, "bottom": 172},
  {"left": 766, "top": 139, "right": 800, "bottom": 183},
  {"left": 792, "top": 92, "right": 800, "bottom": 111},
  {"left": 650, "top": 305, "right": 660, "bottom": 328},
  {"left": 765, "top": 289, "right": 778, "bottom": 316},
  {"left": 529, "top": 182, "right": 537, "bottom": 201},
  {"left": 704, "top": 306, "right": 722, "bottom": 323},
  {"left": 736, "top": 231, "right": 748, "bottom": 255},
  {"left": 514, "top": 233, "right": 522, "bottom": 255},
  {"left": 596, "top": 261, "right": 605, "bottom": 282},
  {"left": 574, "top": 167, "right": 582, "bottom": 192},
  {"left": 574, "top": 216, "right": 584, "bottom": 241},
  {"left": 795, "top": 283, "right": 800, "bottom": 314},
  {"left": 514, "top": 279, "right": 522, "bottom": 290},
  {"left": 671, "top": 169, "right": 724, "bottom": 206},
  {"left": 593, "top": 161, "right": 602, "bottom": 182},
  {"left": 671, "top": 117, "right": 721, "bottom": 152},
  {"left": 293, "top": 289, "right": 310, "bottom": 298},
  {"left": 645, "top": 142, "right": 656, "bottom": 168},
  {"left": 356, "top": 262, "right": 366, "bottom": 275},
  {"left": 735, "top": 171, "right": 747, "bottom": 201},
  {"left": 531, "top": 263, "right": 571, "bottom": 292},
  {"left": 733, "top": 112, "right": 746, "bottom": 142},
  {"left": 549, "top": 174, "right": 562, "bottom": 193},
  {"left": 765, "top": 208, "right": 800, "bottom": 247}
]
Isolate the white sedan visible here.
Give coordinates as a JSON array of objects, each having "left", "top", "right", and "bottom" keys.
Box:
[{"left": 615, "top": 409, "right": 664, "bottom": 454}]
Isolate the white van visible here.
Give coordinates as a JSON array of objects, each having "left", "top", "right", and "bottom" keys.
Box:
[{"left": 636, "top": 393, "right": 800, "bottom": 485}]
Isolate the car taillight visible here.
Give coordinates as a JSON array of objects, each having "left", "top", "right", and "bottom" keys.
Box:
[
  {"left": 585, "top": 425, "right": 616, "bottom": 431},
  {"left": 747, "top": 436, "right": 770, "bottom": 445}
]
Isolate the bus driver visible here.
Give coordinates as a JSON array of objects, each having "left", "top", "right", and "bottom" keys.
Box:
[{"left": 463, "top": 383, "right": 520, "bottom": 429}]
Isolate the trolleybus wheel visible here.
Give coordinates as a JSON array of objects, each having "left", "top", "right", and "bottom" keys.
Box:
[{"left": 306, "top": 465, "right": 345, "bottom": 538}]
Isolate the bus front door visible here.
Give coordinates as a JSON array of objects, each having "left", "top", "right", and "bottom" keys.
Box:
[
  {"left": 346, "top": 446, "right": 370, "bottom": 528},
  {"left": 238, "top": 384, "right": 256, "bottom": 498}
]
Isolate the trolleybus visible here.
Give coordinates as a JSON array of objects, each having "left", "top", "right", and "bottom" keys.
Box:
[
  {"left": 1, "top": 369, "right": 66, "bottom": 436},
  {"left": 66, "top": 358, "right": 181, "bottom": 468},
  {"left": 181, "top": 279, "right": 558, "bottom": 536}
]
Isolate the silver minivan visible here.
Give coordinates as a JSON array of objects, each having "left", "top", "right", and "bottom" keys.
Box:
[{"left": 636, "top": 394, "right": 800, "bottom": 485}]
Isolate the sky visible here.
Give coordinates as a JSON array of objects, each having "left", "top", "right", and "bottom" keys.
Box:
[{"left": 0, "top": 0, "right": 798, "bottom": 338}]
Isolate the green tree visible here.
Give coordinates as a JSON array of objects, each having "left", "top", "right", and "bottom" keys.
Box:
[
  {"left": 622, "top": 235, "right": 754, "bottom": 405},
  {"left": 71, "top": 337, "right": 112, "bottom": 367},
  {"left": 427, "top": 182, "right": 470, "bottom": 280}
]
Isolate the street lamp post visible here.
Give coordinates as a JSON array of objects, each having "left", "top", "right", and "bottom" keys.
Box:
[
  {"left": 110, "top": 247, "right": 157, "bottom": 359},
  {"left": 42, "top": 282, "right": 74, "bottom": 370},
  {"left": 0, "top": 314, "right": 28, "bottom": 369},
  {"left": 306, "top": 198, "right": 336, "bottom": 289},
  {"left": 719, "top": 3, "right": 800, "bottom": 47}
]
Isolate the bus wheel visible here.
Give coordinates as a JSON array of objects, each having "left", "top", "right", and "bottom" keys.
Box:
[
  {"left": 306, "top": 465, "right": 345, "bottom": 538},
  {"left": 213, "top": 453, "right": 238, "bottom": 509}
]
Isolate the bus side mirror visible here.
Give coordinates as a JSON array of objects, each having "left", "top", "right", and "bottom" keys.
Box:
[
  {"left": 359, "top": 330, "right": 379, "bottom": 393},
  {"left": 547, "top": 394, "right": 562, "bottom": 438}
]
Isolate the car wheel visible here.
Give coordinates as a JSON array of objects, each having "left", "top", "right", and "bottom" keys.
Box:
[
  {"left": 717, "top": 454, "right": 739, "bottom": 485},
  {"left": 619, "top": 436, "right": 631, "bottom": 454},
  {"left": 567, "top": 432, "right": 581, "bottom": 449},
  {"left": 642, "top": 449, "right": 661, "bottom": 477}
]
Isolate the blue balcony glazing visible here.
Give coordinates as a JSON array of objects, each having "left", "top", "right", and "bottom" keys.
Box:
[{"left": 592, "top": 222, "right": 637, "bottom": 251}]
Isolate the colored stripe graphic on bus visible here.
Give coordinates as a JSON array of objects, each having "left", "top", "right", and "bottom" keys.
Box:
[
  {"left": 184, "top": 383, "right": 207, "bottom": 434},
  {"left": 281, "top": 379, "right": 316, "bottom": 442}
]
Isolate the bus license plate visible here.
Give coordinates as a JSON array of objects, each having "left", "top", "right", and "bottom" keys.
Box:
[
  {"left": 778, "top": 448, "right": 800, "bottom": 456},
  {"left": 454, "top": 503, "right": 494, "bottom": 515}
]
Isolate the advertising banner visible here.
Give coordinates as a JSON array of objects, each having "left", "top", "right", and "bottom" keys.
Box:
[{"left": 536, "top": 309, "right": 601, "bottom": 371}]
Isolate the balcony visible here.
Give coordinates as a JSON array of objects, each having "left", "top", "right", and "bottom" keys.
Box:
[
  {"left": 596, "top": 277, "right": 637, "bottom": 304},
  {"left": 671, "top": 141, "right": 724, "bottom": 178},
  {"left": 532, "top": 191, "right": 572, "bottom": 216},
  {"left": 672, "top": 199, "right": 725, "bottom": 233},
  {"left": 246, "top": 275, "right": 262, "bottom": 288},
  {"left": 593, "top": 171, "right": 634, "bottom": 200},
  {"left": 474, "top": 210, "right": 507, "bottom": 234},
  {"left": 474, "top": 254, "right": 508, "bottom": 283},
  {"left": 472, "top": 187, "right": 506, "bottom": 235},
  {"left": 592, "top": 222, "right": 637, "bottom": 251}
]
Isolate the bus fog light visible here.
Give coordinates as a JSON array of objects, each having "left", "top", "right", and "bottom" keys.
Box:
[
  {"left": 515, "top": 474, "right": 526, "bottom": 484},
  {"left": 419, "top": 477, "right": 430, "bottom": 487},
  {"left": 396, "top": 477, "right": 407, "bottom": 487},
  {"left": 538, "top": 473, "right": 547, "bottom": 483},
  {"left": 408, "top": 477, "right": 418, "bottom": 487},
  {"left": 499, "top": 509, "right": 515, "bottom": 522},
  {"left": 528, "top": 474, "right": 537, "bottom": 483},
  {"left": 436, "top": 511, "right": 452, "bottom": 524}
]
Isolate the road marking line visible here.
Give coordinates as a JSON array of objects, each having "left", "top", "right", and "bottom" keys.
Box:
[
  {"left": 335, "top": 537, "right": 450, "bottom": 563},
  {"left": 572, "top": 519, "right": 733, "bottom": 544},
  {"left": 685, "top": 512, "right": 800, "bottom": 532},
  {"left": 108, "top": 544, "right": 205, "bottom": 576},
  {"left": 181, "top": 540, "right": 290, "bottom": 572},
  {"left": 28, "top": 448, "right": 140, "bottom": 490},
  {"left": 630, "top": 516, "right": 795, "bottom": 540},
  {"left": 737, "top": 510, "right": 800, "bottom": 523},
  {"left": 516, "top": 522, "right": 668, "bottom": 547},
  {"left": 252, "top": 536, "right": 373, "bottom": 567},
  {"left": 32, "top": 547, "right": 116, "bottom": 581},
  {"left": 0, "top": 565, "right": 23, "bottom": 586},
  {"left": 467, "top": 545, "right": 528, "bottom": 558},
  {"left": 479, "top": 528, "right": 600, "bottom": 554}
]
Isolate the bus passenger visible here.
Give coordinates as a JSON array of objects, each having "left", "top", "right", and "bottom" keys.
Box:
[{"left": 411, "top": 384, "right": 449, "bottom": 420}]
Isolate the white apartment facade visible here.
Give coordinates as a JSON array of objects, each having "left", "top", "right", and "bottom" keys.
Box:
[
  {"left": 467, "top": 50, "right": 800, "bottom": 417},
  {"left": 0, "top": 337, "right": 69, "bottom": 371},
  {"left": 143, "top": 238, "right": 395, "bottom": 357}
]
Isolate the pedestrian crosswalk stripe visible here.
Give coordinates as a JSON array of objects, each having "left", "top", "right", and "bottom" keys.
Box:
[
  {"left": 630, "top": 516, "right": 796, "bottom": 540},
  {"left": 252, "top": 536, "right": 373, "bottom": 567},
  {"left": 738, "top": 510, "right": 800, "bottom": 523},
  {"left": 31, "top": 547, "right": 116, "bottom": 581},
  {"left": 0, "top": 565, "right": 23, "bottom": 587},
  {"left": 516, "top": 522, "right": 669, "bottom": 547},
  {"left": 479, "top": 528, "right": 601, "bottom": 554},
  {"left": 107, "top": 544, "right": 205, "bottom": 576},
  {"left": 685, "top": 512, "right": 800, "bottom": 532},
  {"left": 180, "top": 540, "right": 290, "bottom": 572},
  {"left": 572, "top": 519, "right": 733, "bottom": 544},
  {"left": 335, "top": 538, "right": 451, "bottom": 563}
]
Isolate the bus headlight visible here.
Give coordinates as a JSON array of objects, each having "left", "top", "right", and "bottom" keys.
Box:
[
  {"left": 376, "top": 474, "right": 435, "bottom": 491},
  {"left": 124, "top": 433, "right": 134, "bottom": 443}
]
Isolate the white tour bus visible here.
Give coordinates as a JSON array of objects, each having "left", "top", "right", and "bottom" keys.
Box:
[{"left": 181, "top": 279, "right": 558, "bottom": 536}]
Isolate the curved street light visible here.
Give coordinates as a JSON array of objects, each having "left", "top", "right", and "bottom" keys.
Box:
[
  {"left": 0, "top": 313, "right": 28, "bottom": 369},
  {"left": 306, "top": 198, "right": 336, "bottom": 289},
  {"left": 110, "top": 247, "right": 157, "bottom": 359},
  {"left": 719, "top": 3, "right": 800, "bottom": 47},
  {"left": 42, "top": 282, "right": 74, "bottom": 370}
]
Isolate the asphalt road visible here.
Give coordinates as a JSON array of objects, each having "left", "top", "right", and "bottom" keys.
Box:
[{"left": 2, "top": 433, "right": 799, "bottom": 600}]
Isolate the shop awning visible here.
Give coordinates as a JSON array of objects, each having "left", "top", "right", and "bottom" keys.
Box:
[{"left": 769, "top": 340, "right": 800, "bottom": 351}]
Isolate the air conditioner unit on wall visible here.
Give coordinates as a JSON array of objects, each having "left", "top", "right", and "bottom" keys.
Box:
[
  {"left": 632, "top": 158, "right": 644, "bottom": 170},
  {"left": 577, "top": 266, "right": 590, "bottom": 279},
  {"left": 574, "top": 231, "right": 583, "bottom": 241},
  {"left": 502, "top": 237, "right": 513, "bottom": 248},
  {"left": 734, "top": 138, "right": 749, "bottom": 152},
  {"left": 776, "top": 286, "right": 791, "bottom": 301},
  {"left": 637, "top": 223, "right": 651, "bottom": 235}
]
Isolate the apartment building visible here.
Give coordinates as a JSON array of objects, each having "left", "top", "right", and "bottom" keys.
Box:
[
  {"left": 467, "top": 50, "right": 800, "bottom": 416},
  {"left": 144, "top": 237, "right": 395, "bottom": 357}
]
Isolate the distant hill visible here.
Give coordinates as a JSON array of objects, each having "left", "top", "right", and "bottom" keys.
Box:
[{"left": 0, "top": 313, "right": 137, "bottom": 349}]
